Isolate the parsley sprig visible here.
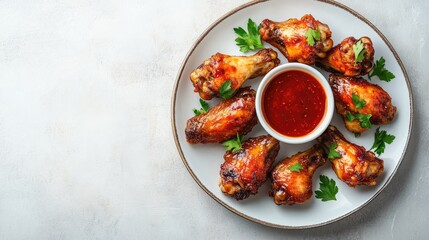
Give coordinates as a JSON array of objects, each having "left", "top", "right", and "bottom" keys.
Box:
[
  {"left": 352, "top": 93, "right": 366, "bottom": 109},
  {"left": 192, "top": 99, "right": 209, "bottom": 116},
  {"left": 289, "top": 163, "right": 303, "bottom": 172},
  {"left": 222, "top": 134, "right": 243, "bottom": 153},
  {"left": 219, "top": 80, "right": 236, "bottom": 99},
  {"left": 368, "top": 57, "right": 395, "bottom": 82},
  {"left": 328, "top": 143, "right": 341, "bottom": 159},
  {"left": 346, "top": 111, "right": 372, "bottom": 129},
  {"left": 305, "top": 29, "right": 321, "bottom": 46},
  {"left": 315, "top": 175, "right": 338, "bottom": 201},
  {"left": 233, "top": 18, "right": 264, "bottom": 53},
  {"left": 352, "top": 40, "right": 366, "bottom": 63},
  {"left": 370, "top": 128, "right": 395, "bottom": 156}
]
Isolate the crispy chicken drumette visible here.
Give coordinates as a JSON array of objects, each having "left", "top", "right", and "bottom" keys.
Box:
[
  {"left": 219, "top": 135, "right": 280, "bottom": 200},
  {"left": 317, "top": 125, "right": 384, "bottom": 187},
  {"left": 190, "top": 49, "right": 280, "bottom": 100},
  {"left": 329, "top": 74, "right": 397, "bottom": 134},
  {"left": 270, "top": 144, "right": 327, "bottom": 205},
  {"left": 259, "top": 14, "right": 333, "bottom": 64},
  {"left": 185, "top": 87, "right": 257, "bottom": 144},
  {"left": 317, "top": 36, "right": 374, "bottom": 76}
]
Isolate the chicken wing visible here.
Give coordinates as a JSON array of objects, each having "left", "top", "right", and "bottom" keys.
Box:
[
  {"left": 317, "top": 125, "right": 384, "bottom": 187},
  {"left": 219, "top": 135, "right": 280, "bottom": 200},
  {"left": 259, "top": 14, "right": 333, "bottom": 65},
  {"left": 185, "top": 87, "right": 257, "bottom": 144},
  {"left": 269, "top": 144, "right": 326, "bottom": 205},
  {"left": 190, "top": 48, "right": 280, "bottom": 100},
  {"left": 330, "top": 74, "right": 397, "bottom": 133},
  {"left": 317, "top": 37, "right": 374, "bottom": 76}
]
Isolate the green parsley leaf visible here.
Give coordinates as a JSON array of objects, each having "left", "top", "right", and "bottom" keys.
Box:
[
  {"left": 352, "top": 93, "right": 366, "bottom": 109},
  {"left": 192, "top": 109, "right": 200, "bottom": 115},
  {"left": 352, "top": 40, "right": 366, "bottom": 63},
  {"left": 368, "top": 56, "right": 396, "bottom": 82},
  {"left": 305, "top": 29, "right": 321, "bottom": 46},
  {"left": 355, "top": 113, "right": 372, "bottom": 128},
  {"left": 219, "top": 80, "right": 236, "bottom": 99},
  {"left": 289, "top": 163, "right": 303, "bottom": 172},
  {"left": 222, "top": 134, "right": 243, "bottom": 153},
  {"left": 315, "top": 175, "right": 338, "bottom": 201},
  {"left": 192, "top": 98, "right": 210, "bottom": 116},
  {"left": 345, "top": 111, "right": 372, "bottom": 129},
  {"left": 233, "top": 18, "right": 264, "bottom": 53},
  {"left": 346, "top": 111, "right": 356, "bottom": 121},
  {"left": 328, "top": 143, "right": 341, "bottom": 159},
  {"left": 354, "top": 133, "right": 361, "bottom": 137},
  {"left": 370, "top": 127, "right": 396, "bottom": 156}
]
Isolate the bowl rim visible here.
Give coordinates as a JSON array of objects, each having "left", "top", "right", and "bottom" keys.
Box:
[{"left": 255, "top": 63, "right": 335, "bottom": 144}]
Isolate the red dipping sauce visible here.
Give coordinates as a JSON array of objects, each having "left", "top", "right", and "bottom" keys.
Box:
[{"left": 263, "top": 70, "right": 326, "bottom": 137}]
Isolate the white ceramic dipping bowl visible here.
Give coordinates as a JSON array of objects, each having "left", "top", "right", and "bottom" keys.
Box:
[{"left": 255, "top": 63, "right": 334, "bottom": 144}]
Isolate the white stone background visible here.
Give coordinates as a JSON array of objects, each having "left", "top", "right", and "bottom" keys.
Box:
[{"left": 0, "top": 0, "right": 427, "bottom": 239}]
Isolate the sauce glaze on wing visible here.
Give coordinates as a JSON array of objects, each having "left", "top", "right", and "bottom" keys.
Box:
[
  {"left": 329, "top": 74, "right": 397, "bottom": 133},
  {"left": 190, "top": 49, "right": 280, "bottom": 100},
  {"left": 219, "top": 135, "right": 280, "bottom": 200},
  {"left": 270, "top": 144, "right": 326, "bottom": 205},
  {"left": 317, "top": 36, "right": 374, "bottom": 76},
  {"left": 259, "top": 14, "right": 333, "bottom": 64},
  {"left": 317, "top": 125, "right": 384, "bottom": 187},
  {"left": 185, "top": 87, "right": 257, "bottom": 144}
]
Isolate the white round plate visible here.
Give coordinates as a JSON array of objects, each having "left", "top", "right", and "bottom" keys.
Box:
[{"left": 172, "top": 0, "right": 413, "bottom": 229}]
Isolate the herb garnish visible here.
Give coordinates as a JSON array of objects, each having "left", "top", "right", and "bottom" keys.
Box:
[
  {"left": 289, "top": 163, "right": 303, "bottom": 172},
  {"left": 222, "top": 134, "right": 243, "bottom": 153},
  {"left": 328, "top": 143, "right": 341, "bottom": 159},
  {"left": 315, "top": 175, "right": 339, "bottom": 201},
  {"left": 305, "top": 29, "right": 321, "bottom": 46},
  {"left": 346, "top": 111, "right": 372, "bottom": 129},
  {"left": 370, "top": 127, "right": 395, "bottom": 156},
  {"left": 192, "top": 99, "right": 209, "bottom": 116},
  {"left": 219, "top": 80, "right": 236, "bottom": 99},
  {"left": 352, "top": 40, "right": 366, "bottom": 63},
  {"left": 368, "top": 57, "right": 395, "bottom": 82},
  {"left": 352, "top": 93, "right": 366, "bottom": 109},
  {"left": 233, "top": 18, "right": 264, "bottom": 53}
]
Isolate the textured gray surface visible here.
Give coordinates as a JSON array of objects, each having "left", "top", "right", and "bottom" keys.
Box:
[{"left": 0, "top": 0, "right": 427, "bottom": 239}]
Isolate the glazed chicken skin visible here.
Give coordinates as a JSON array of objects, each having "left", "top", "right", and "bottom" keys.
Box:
[
  {"left": 317, "top": 125, "right": 384, "bottom": 187},
  {"left": 190, "top": 49, "right": 280, "bottom": 100},
  {"left": 317, "top": 37, "right": 375, "bottom": 76},
  {"left": 270, "top": 144, "right": 326, "bottom": 205},
  {"left": 185, "top": 87, "right": 257, "bottom": 144},
  {"left": 219, "top": 135, "right": 280, "bottom": 200},
  {"left": 330, "top": 74, "right": 397, "bottom": 133},
  {"left": 259, "top": 14, "right": 333, "bottom": 65}
]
